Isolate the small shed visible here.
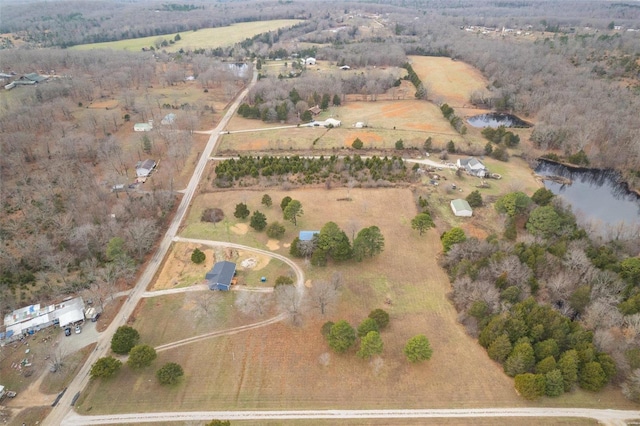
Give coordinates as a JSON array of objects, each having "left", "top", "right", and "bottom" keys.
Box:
[
  {"left": 305, "top": 57, "right": 316, "bottom": 65},
  {"left": 206, "top": 261, "right": 236, "bottom": 291},
  {"left": 136, "top": 159, "right": 157, "bottom": 178},
  {"left": 134, "top": 120, "right": 153, "bottom": 132},
  {"left": 450, "top": 199, "right": 473, "bottom": 217},
  {"left": 299, "top": 231, "right": 319, "bottom": 241},
  {"left": 161, "top": 113, "right": 176, "bottom": 125},
  {"left": 339, "top": 65, "right": 351, "bottom": 70}
]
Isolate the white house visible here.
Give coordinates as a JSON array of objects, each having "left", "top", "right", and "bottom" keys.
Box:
[
  {"left": 305, "top": 57, "right": 316, "bottom": 66},
  {"left": 136, "top": 159, "right": 157, "bottom": 178},
  {"left": 450, "top": 199, "right": 473, "bottom": 217},
  {"left": 457, "top": 157, "right": 487, "bottom": 177},
  {"left": 324, "top": 118, "right": 341, "bottom": 127},
  {"left": 134, "top": 120, "right": 153, "bottom": 132}
]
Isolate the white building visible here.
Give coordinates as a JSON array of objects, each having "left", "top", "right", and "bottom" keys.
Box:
[
  {"left": 457, "top": 157, "right": 487, "bottom": 177},
  {"left": 450, "top": 199, "right": 473, "bottom": 217},
  {"left": 136, "top": 159, "right": 157, "bottom": 178},
  {"left": 304, "top": 57, "right": 316, "bottom": 65},
  {"left": 2, "top": 297, "right": 85, "bottom": 341},
  {"left": 134, "top": 120, "right": 153, "bottom": 132}
]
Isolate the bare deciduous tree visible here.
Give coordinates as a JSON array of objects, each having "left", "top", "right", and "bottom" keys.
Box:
[
  {"left": 309, "top": 280, "right": 338, "bottom": 316},
  {"left": 275, "top": 284, "right": 303, "bottom": 326},
  {"left": 235, "top": 291, "right": 272, "bottom": 318}
]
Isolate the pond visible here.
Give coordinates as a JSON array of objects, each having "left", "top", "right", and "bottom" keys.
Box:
[
  {"left": 535, "top": 160, "right": 640, "bottom": 234},
  {"left": 467, "top": 113, "right": 532, "bottom": 128}
]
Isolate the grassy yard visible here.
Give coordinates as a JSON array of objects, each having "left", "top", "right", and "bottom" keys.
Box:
[{"left": 70, "top": 20, "right": 303, "bottom": 52}]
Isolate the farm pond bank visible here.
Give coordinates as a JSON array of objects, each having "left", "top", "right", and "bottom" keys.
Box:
[
  {"left": 467, "top": 112, "right": 532, "bottom": 128},
  {"left": 535, "top": 160, "right": 640, "bottom": 230}
]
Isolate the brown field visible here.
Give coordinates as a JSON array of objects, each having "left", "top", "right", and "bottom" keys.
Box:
[
  {"left": 79, "top": 187, "right": 632, "bottom": 414},
  {"left": 220, "top": 100, "right": 463, "bottom": 152},
  {"left": 88, "top": 99, "right": 119, "bottom": 109},
  {"left": 409, "top": 56, "right": 489, "bottom": 108}
]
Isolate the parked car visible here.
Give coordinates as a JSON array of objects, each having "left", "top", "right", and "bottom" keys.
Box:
[
  {"left": 91, "top": 312, "right": 101, "bottom": 322},
  {"left": 64, "top": 327, "right": 71, "bottom": 336},
  {"left": 74, "top": 324, "right": 82, "bottom": 334}
]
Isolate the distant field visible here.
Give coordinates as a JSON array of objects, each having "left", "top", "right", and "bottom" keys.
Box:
[
  {"left": 70, "top": 20, "right": 303, "bottom": 51},
  {"left": 409, "top": 56, "right": 489, "bottom": 107},
  {"left": 221, "top": 100, "right": 463, "bottom": 152}
]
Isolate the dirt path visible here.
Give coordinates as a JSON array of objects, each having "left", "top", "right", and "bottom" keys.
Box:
[
  {"left": 61, "top": 407, "right": 640, "bottom": 425},
  {"left": 154, "top": 313, "right": 287, "bottom": 353}
]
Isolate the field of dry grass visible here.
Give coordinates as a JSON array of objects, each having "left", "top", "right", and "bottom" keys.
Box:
[
  {"left": 70, "top": 20, "right": 302, "bottom": 52},
  {"left": 220, "top": 100, "right": 464, "bottom": 152},
  {"left": 409, "top": 56, "right": 489, "bottom": 108},
  {"left": 79, "top": 187, "right": 634, "bottom": 414}
]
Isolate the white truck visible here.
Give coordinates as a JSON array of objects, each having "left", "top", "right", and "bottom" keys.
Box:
[{"left": 84, "top": 307, "right": 99, "bottom": 322}]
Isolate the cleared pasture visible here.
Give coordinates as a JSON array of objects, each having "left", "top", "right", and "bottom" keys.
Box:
[
  {"left": 81, "top": 184, "right": 632, "bottom": 415},
  {"left": 220, "top": 100, "right": 463, "bottom": 152},
  {"left": 409, "top": 56, "right": 489, "bottom": 108},
  {"left": 70, "top": 20, "right": 303, "bottom": 51}
]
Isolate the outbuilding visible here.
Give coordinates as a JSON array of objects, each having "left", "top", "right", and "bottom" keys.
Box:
[
  {"left": 299, "top": 230, "right": 319, "bottom": 241},
  {"left": 305, "top": 57, "right": 316, "bottom": 65},
  {"left": 134, "top": 120, "right": 153, "bottom": 132},
  {"left": 450, "top": 199, "right": 473, "bottom": 217},
  {"left": 136, "top": 159, "right": 157, "bottom": 178},
  {"left": 206, "top": 261, "right": 237, "bottom": 291}
]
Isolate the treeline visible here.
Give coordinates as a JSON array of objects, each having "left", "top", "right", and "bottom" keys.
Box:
[
  {"left": 443, "top": 188, "right": 640, "bottom": 400},
  {"left": 0, "top": 1, "right": 308, "bottom": 48},
  {"left": 239, "top": 87, "right": 340, "bottom": 122},
  {"left": 213, "top": 155, "right": 407, "bottom": 188}
]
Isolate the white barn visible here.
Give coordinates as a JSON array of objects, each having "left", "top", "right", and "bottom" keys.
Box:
[{"left": 450, "top": 199, "right": 473, "bottom": 217}]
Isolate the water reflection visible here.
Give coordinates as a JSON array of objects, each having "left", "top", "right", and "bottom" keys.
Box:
[
  {"left": 535, "top": 160, "right": 640, "bottom": 234},
  {"left": 467, "top": 113, "right": 532, "bottom": 128}
]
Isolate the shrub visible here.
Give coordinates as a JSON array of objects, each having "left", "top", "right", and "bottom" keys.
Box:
[
  {"left": 352, "top": 138, "right": 364, "bottom": 149},
  {"left": 191, "top": 248, "right": 206, "bottom": 264},
  {"left": 368, "top": 308, "right": 390, "bottom": 329}
]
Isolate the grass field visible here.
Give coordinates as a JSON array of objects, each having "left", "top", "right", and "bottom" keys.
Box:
[
  {"left": 79, "top": 186, "right": 634, "bottom": 414},
  {"left": 221, "top": 100, "right": 464, "bottom": 152},
  {"left": 409, "top": 56, "right": 489, "bottom": 108},
  {"left": 70, "top": 20, "right": 302, "bottom": 52}
]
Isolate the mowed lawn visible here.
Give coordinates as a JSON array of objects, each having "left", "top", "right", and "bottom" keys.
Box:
[
  {"left": 409, "top": 56, "right": 488, "bottom": 108},
  {"left": 70, "top": 20, "right": 302, "bottom": 51}
]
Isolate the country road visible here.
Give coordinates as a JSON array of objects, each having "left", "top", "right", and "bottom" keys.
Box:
[
  {"left": 60, "top": 407, "right": 640, "bottom": 425},
  {"left": 41, "top": 67, "right": 260, "bottom": 426}
]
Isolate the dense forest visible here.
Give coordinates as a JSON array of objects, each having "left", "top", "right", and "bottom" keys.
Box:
[{"left": 443, "top": 188, "right": 640, "bottom": 399}]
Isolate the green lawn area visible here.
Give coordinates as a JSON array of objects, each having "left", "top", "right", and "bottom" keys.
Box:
[{"left": 70, "top": 20, "right": 303, "bottom": 51}]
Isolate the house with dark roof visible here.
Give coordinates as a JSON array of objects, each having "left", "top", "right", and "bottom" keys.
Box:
[
  {"left": 206, "top": 261, "right": 236, "bottom": 291},
  {"left": 308, "top": 105, "right": 321, "bottom": 116},
  {"left": 456, "top": 157, "right": 487, "bottom": 177}
]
